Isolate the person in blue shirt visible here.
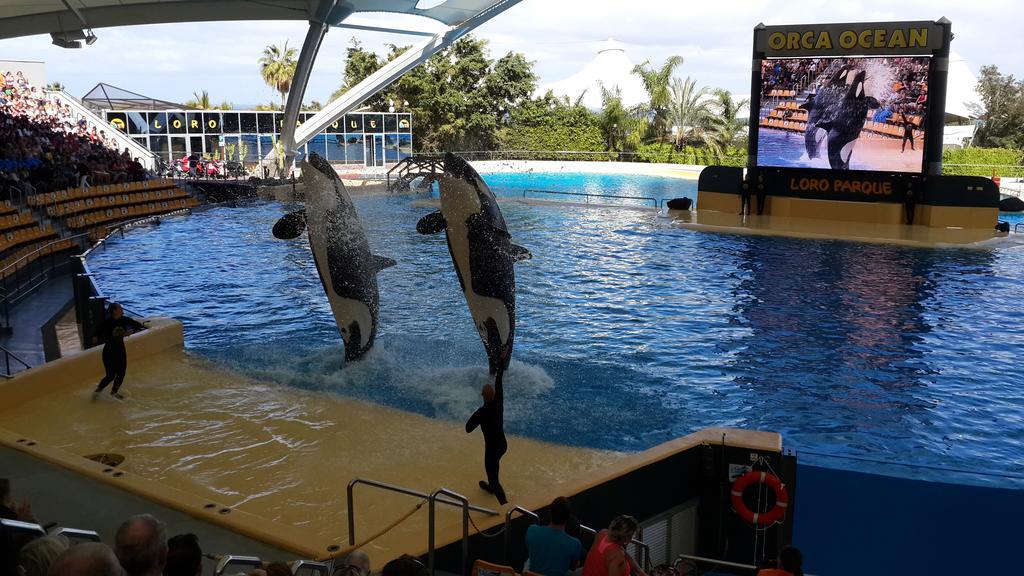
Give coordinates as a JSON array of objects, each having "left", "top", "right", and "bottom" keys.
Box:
[{"left": 525, "top": 496, "right": 584, "bottom": 576}]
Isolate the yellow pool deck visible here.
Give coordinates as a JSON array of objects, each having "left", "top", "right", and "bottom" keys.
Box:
[
  {"left": 0, "top": 319, "right": 781, "bottom": 564},
  {"left": 667, "top": 209, "right": 1019, "bottom": 248}
]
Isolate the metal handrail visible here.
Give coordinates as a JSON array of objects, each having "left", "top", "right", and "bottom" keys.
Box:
[
  {"left": 522, "top": 189, "right": 661, "bottom": 208},
  {"left": 502, "top": 506, "right": 539, "bottom": 563},
  {"left": 0, "top": 233, "right": 88, "bottom": 278},
  {"left": 427, "top": 488, "right": 470, "bottom": 576},
  {"left": 0, "top": 232, "right": 88, "bottom": 329},
  {"left": 674, "top": 554, "right": 819, "bottom": 576},
  {"left": 346, "top": 478, "right": 497, "bottom": 547},
  {"left": 578, "top": 524, "right": 651, "bottom": 572},
  {"left": 1015, "top": 223, "right": 1023, "bottom": 233},
  {"left": 0, "top": 342, "right": 32, "bottom": 378}
]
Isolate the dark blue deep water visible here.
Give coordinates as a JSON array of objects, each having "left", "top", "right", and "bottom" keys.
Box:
[{"left": 87, "top": 172, "right": 1024, "bottom": 487}]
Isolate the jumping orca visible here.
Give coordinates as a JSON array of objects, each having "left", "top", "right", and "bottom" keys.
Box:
[
  {"left": 801, "top": 68, "right": 881, "bottom": 170},
  {"left": 416, "top": 153, "right": 531, "bottom": 374},
  {"left": 273, "top": 153, "right": 395, "bottom": 361}
]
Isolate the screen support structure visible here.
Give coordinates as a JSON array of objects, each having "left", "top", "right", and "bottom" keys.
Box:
[
  {"left": 272, "top": 0, "right": 524, "bottom": 173},
  {"left": 923, "top": 17, "right": 951, "bottom": 176}
]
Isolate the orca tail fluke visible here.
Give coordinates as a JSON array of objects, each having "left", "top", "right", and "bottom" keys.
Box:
[{"left": 272, "top": 210, "right": 306, "bottom": 239}]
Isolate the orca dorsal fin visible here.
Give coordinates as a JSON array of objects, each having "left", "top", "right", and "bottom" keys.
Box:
[
  {"left": 416, "top": 210, "right": 446, "bottom": 234},
  {"left": 509, "top": 244, "right": 532, "bottom": 262},
  {"left": 272, "top": 210, "right": 306, "bottom": 239},
  {"left": 372, "top": 255, "right": 397, "bottom": 272}
]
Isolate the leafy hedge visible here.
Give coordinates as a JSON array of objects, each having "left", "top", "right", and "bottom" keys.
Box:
[
  {"left": 496, "top": 124, "right": 606, "bottom": 154},
  {"left": 941, "top": 147, "right": 1024, "bottom": 177},
  {"left": 634, "top": 143, "right": 746, "bottom": 167}
]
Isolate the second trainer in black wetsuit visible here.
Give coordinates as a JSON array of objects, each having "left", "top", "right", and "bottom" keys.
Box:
[
  {"left": 93, "top": 303, "right": 145, "bottom": 400},
  {"left": 466, "top": 367, "right": 508, "bottom": 505}
]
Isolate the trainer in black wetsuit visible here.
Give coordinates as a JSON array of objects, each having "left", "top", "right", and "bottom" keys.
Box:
[
  {"left": 466, "top": 366, "right": 508, "bottom": 505},
  {"left": 93, "top": 303, "right": 145, "bottom": 400}
]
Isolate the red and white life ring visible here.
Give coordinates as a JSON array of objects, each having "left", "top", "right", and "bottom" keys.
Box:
[{"left": 731, "top": 470, "right": 789, "bottom": 527}]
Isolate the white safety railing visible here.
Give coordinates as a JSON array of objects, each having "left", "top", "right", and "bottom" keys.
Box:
[{"left": 45, "top": 89, "right": 157, "bottom": 170}]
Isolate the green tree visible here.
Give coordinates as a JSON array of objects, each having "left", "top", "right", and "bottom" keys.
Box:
[
  {"left": 709, "top": 89, "right": 749, "bottom": 153},
  {"left": 217, "top": 100, "right": 234, "bottom": 110},
  {"left": 667, "top": 77, "right": 716, "bottom": 153},
  {"left": 484, "top": 52, "right": 537, "bottom": 121},
  {"left": 972, "top": 65, "right": 1024, "bottom": 148},
  {"left": 632, "top": 55, "right": 684, "bottom": 142},
  {"left": 259, "top": 41, "right": 297, "bottom": 109},
  {"left": 46, "top": 81, "right": 65, "bottom": 92}
]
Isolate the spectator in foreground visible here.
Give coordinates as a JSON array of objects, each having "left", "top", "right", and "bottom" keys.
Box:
[
  {"left": 163, "top": 533, "right": 202, "bottom": 576},
  {"left": 0, "top": 479, "right": 34, "bottom": 522},
  {"left": 92, "top": 303, "right": 146, "bottom": 401},
  {"left": 18, "top": 533, "right": 69, "bottom": 576},
  {"left": 343, "top": 550, "right": 371, "bottom": 576},
  {"left": 47, "top": 543, "right": 122, "bottom": 576},
  {"left": 115, "top": 514, "right": 168, "bottom": 576},
  {"left": 263, "top": 563, "right": 291, "bottom": 576},
  {"left": 525, "top": 496, "right": 584, "bottom": 576},
  {"left": 756, "top": 546, "right": 803, "bottom": 576},
  {"left": 380, "top": 555, "right": 426, "bottom": 576},
  {"left": 581, "top": 516, "right": 646, "bottom": 576}
]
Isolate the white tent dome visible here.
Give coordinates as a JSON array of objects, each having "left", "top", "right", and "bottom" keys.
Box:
[
  {"left": 539, "top": 38, "right": 648, "bottom": 110},
  {"left": 945, "top": 52, "right": 981, "bottom": 121}
]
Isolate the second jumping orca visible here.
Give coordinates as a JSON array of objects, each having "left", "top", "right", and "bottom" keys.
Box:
[
  {"left": 416, "top": 153, "right": 531, "bottom": 374},
  {"left": 801, "top": 68, "right": 881, "bottom": 170},
  {"left": 273, "top": 153, "right": 395, "bottom": 361}
]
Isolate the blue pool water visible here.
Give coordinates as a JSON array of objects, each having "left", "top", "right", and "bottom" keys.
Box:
[{"left": 87, "top": 172, "right": 1024, "bottom": 487}]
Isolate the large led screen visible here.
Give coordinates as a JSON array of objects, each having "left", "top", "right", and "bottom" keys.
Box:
[{"left": 756, "top": 57, "right": 930, "bottom": 173}]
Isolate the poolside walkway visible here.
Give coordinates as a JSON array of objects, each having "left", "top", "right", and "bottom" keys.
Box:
[{"left": 0, "top": 270, "right": 74, "bottom": 373}]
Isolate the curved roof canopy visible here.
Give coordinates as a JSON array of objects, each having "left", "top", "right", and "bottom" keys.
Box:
[{"left": 0, "top": 0, "right": 502, "bottom": 40}]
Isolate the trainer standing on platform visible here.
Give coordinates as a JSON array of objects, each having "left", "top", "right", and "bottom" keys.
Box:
[
  {"left": 466, "top": 351, "right": 510, "bottom": 505},
  {"left": 93, "top": 303, "right": 145, "bottom": 401}
]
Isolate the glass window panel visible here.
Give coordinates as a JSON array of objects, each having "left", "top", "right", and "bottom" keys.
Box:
[
  {"left": 326, "top": 134, "right": 345, "bottom": 162},
  {"left": 223, "top": 136, "right": 241, "bottom": 162},
  {"left": 106, "top": 112, "right": 128, "bottom": 133},
  {"left": 344, "top": 114, "right": 363, "bottom": 133},
  {"left": 384, "top": 114, "right": 398, "bottom": 132},
  {"left": 168, "top": 112, "right": 187, "bottom": 134},
  {"left": 257, "top": 113, "right": 275, "bottom": 134},
  {"left": 398, "top": 114, "right": 412, "bottom": 133},
  {"left": 258, "top": 135, "right": 274, "bottom": 157},
  {"left": 170, "top": 136, "right": 187, "bottom": 159},
  {"left": 127, "top": 112, "right": 149, "bottom": 134},
  {"left": 274, "top": 113, "right": 284, "bottom": 134},
  {"left": 203, "top": 113, "right": 222, "bottom": 134},
  {"left": 327, "top": 118, "right": 342, "bottom": 133},
  {"left": 294, "top": 143, "right": 308, "bottom": 163},
  {"left": 345, "top": 134, "right": 364, "bottom": 165},
  {"left": 186, "top": 112, "right": 203, "bottom": 133},
  {"left": 240, "top": 134, "right": 259, "bottom": 162},
  {"left": 239, "top": 113, "right": 257, "bottom": 133},
  {"left": 205, "top": 135, "right": 221, "bottom": 158},
  {"left": 149, "top": 136, "right": 170, "bottom": 163},
  {"left": 364, "top": 114, "right": 384, "bottom": 133},
  {"left": 384, "top": 134, "right": 399, "bottom": 163},
  {"left": 307, "top": 134, "right": 328, "bottom": 160},
  {"left": 149, "top": 112, "right": 169, "bottom": 134},
  {"left": 222, "top": 113, "right": 240, "bottom": 133},
  {"left": 398, "top": 134, "right": 412, "bottom": 159},
  {"left": 189, "top": 136, "right": 204, "bottom": 156}
]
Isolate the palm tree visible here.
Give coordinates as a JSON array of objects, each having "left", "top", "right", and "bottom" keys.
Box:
[
  {"left": 668, "top": 76, "right": 718, "bottom": 153},
  {"left": 632, "top": 55, "right": 684, "bottom": 142},
  {"left": 46, "top": 81, "right": 66, "bottom": 92},
  {"left": 599, "top": 84, "right": 631, "bottom": 152},
  {"left": 185, "top": 90, "right": 211, "bottom": 109},
  {"left": 259, "top": 41, "right": 298, "bottom": 109},
  {"left": 709, "top": 89, "right": 749, "bottom": 154}
]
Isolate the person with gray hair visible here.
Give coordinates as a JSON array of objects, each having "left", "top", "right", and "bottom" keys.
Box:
[
  {"left": 343, "top": 550, "right": 371, "bottom": 576},
  {"left": 581, "top": 516, "right": 646, "bottom": 576},
  {"left": 114, "top": 514, "right": 167, "bottom": 576},
  {"left": 18, "top": 533, "right": 69, "bottom": 576},
  {"left": 46, "top": 542, "right": 123, "bottom": 576}
]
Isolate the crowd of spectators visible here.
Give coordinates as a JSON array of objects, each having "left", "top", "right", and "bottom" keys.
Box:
[
  {"left": 3, "top": 481, "right": 805, "bottom": 576},
  {"left": 872, "top": 57, "right": 929, "bottom": 124},
  {"left": 0, "top": 71, "right": 148, "bottom": 202},
  {"left": 761, "top": 59, "right": 829, "bottom": 95}
]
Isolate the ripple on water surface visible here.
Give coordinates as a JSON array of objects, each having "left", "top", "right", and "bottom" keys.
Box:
[{"left": 86, "top": 176, "right": 1024, "bottom": 487}]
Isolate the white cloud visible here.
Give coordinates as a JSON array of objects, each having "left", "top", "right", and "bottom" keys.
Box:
[{"left": 0, "top": 0, "right": 1020, "bottom": 106}]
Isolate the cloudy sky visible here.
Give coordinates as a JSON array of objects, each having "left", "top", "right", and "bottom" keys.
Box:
[{"left": 1, "top": 0, "right": 1021, "bottom": 107}]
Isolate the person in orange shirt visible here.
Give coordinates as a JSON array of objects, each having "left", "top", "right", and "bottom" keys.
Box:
[{"left": 757, "top": 546, "right": 803, "bottom": 576}]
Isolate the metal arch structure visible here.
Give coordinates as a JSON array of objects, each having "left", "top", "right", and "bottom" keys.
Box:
[{"left": 280, "top": 0, "right": 524, "bottom": 166}]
